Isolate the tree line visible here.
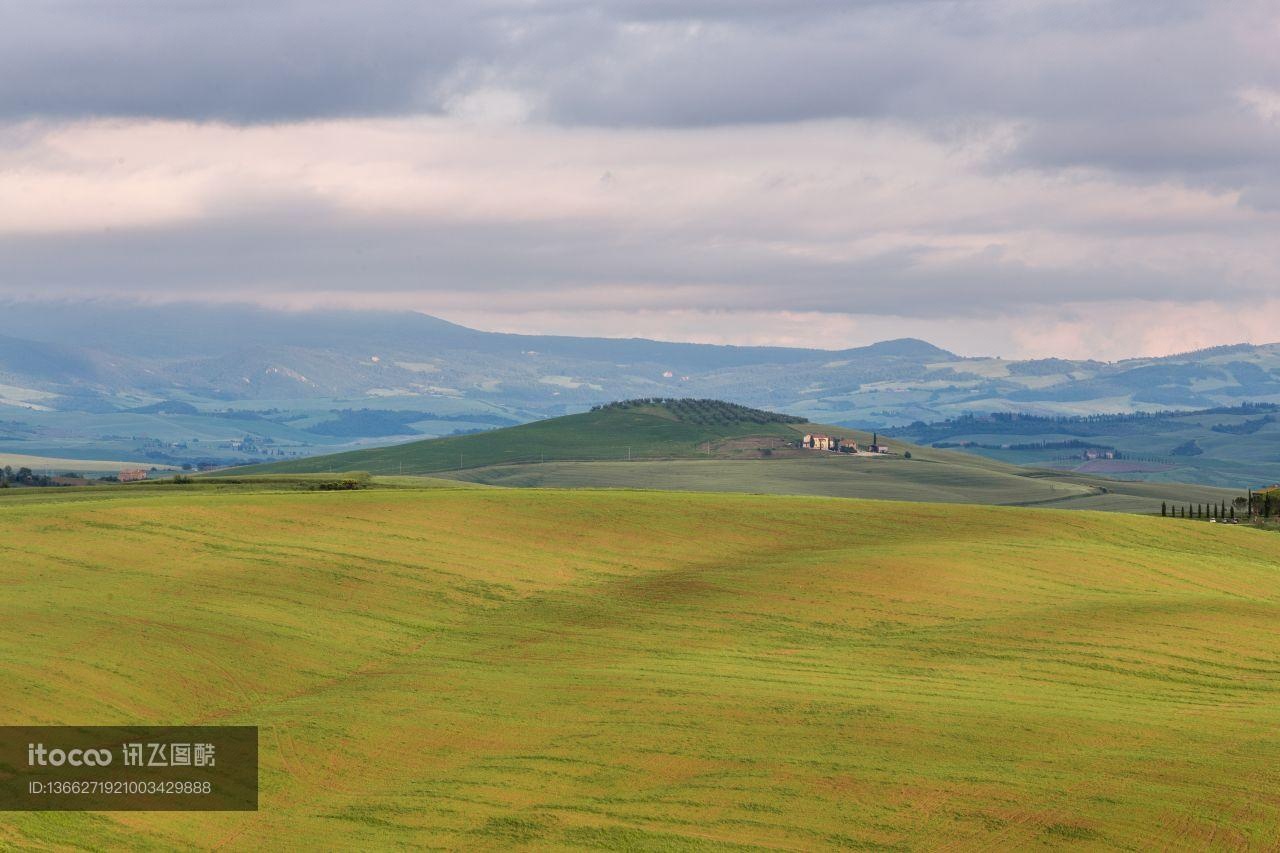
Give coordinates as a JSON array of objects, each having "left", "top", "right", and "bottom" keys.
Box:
[
  {"left": 592, "top": 398, "right": 807, "bottom": 426},
  {"left": 1161, "top": 491, "right": 1280, "bottom": 520},
  {"left": 0, "top": 466, "right": 50, "bottom": 487}
]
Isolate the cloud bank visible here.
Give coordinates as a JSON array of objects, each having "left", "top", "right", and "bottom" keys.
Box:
[{"left": 1, "top": 0, "right": 1277, "bottom": 357}]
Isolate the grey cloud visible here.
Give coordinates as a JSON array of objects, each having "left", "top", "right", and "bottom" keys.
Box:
[
  {"left": 0, "top": 3, "right": 1260, "bottom": 123},
  {"left": 0, "top": 0, "right": 490, "bottom": 121},
  {"left": 2, "top": 0, "right": 1278, "bottom": 327},
  {"left": 0, "top": 208, "right": 1247, "bottom": 320},
  {"left": 3, "top": 1, "right": 1276, "bottom": 187}
]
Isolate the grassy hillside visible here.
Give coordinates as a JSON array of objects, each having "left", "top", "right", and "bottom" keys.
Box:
[
  {"left": 3, "top": 485, "right": 1280, "bottom": 848},
  {"left": 232, "top": 400, "right": 1244, "bottom": 514},
  {"left": 231, "top": 401, "right": 808, "bottom": 475},
  {"left": 438, "top": 456, "right": 1241, "bottom": 513}
]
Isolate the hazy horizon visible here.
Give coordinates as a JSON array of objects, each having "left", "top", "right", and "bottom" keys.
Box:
[{"left": 3, "top": 296, "right": 1277, "bottom": 363}]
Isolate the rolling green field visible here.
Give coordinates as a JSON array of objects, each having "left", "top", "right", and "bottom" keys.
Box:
[
  {"left": 3, "top": 483, "right": 1280, "bottom": 848},
  {"left": 231, "top": 403, "right": 1246, "bottom": 515},
  {"left": 439, "top": 456, "right": 1242, "bottom": 514}
]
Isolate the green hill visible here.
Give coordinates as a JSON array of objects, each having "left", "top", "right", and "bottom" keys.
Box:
[
  {"left": 230, "top": 399, "right": 812, "bottom": 475},
  {"left": 4, "top": 484, "right": 1280, "bottom": 848},
  {"left": 230, "top": 398, "right": 1243, "bottom": 513}
]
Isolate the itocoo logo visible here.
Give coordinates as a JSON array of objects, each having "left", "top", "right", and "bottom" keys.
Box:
[{"left": 27, "top": 743, "right": 113, "bottom": 767}]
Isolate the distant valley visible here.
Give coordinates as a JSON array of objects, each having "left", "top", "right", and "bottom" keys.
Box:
[
  {"left": 898, "top": 403, "right": 1280, "bottom": 487},
  {"left": 2, "top": 301, "right": 1279, "bottom": 485}
]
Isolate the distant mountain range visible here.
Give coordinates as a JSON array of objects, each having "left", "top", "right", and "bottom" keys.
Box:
[
  {"left": 1, "top": 300, "right": 1279, "bottom": 472},
  {"left": 0, "top": 301, "right": 954, "bottom": 409}
]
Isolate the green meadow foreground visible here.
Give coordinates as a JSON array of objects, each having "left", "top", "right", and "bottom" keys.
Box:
[{"left": 3, "top": 483, "right": 1280, "bottom": 848}]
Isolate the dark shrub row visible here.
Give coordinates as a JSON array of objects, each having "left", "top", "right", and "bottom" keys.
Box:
[{"left": 592, "top": 398, "right": 807, "bottom": 426}]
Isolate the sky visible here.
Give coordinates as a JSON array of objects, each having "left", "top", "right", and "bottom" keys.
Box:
[{"left": 2, "top": 0, "right": 1278, "bottom": 359}]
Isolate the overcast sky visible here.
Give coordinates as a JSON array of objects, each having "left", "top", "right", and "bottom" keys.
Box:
[{"left": 2, "top": 0, "right": 1278, "bottom": 358}]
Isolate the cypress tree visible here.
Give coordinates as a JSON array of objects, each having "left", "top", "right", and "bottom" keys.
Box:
[{"left": 1161, "top": 501, "right": 1167, "bottom": 517}]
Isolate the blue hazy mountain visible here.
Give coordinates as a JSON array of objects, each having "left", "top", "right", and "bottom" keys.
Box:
[
  {"left": 0, "top": 300, "right": 1278, "bottom": 479},
  {"left": 0, "top": 301, "right": 950, "bottom": 368}
]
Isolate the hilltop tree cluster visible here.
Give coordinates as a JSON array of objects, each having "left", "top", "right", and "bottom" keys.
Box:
[{"left": 592, "top": 398, "right": 807, "bottom": 426}]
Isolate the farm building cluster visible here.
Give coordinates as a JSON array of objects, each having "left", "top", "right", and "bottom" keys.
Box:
[{"left": 800, "top": 433, "right": 891, "bottom": 454}]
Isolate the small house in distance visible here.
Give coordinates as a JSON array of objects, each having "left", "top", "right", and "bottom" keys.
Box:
[
  {"left": 118, "top": 468, "right": 148, "bottom": 482},
  {"left": 868, "top": 432, "right": 890, "bottom": 454},
  {"left": 802, "top": 433, "right": 841, "bottom": 451}
]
